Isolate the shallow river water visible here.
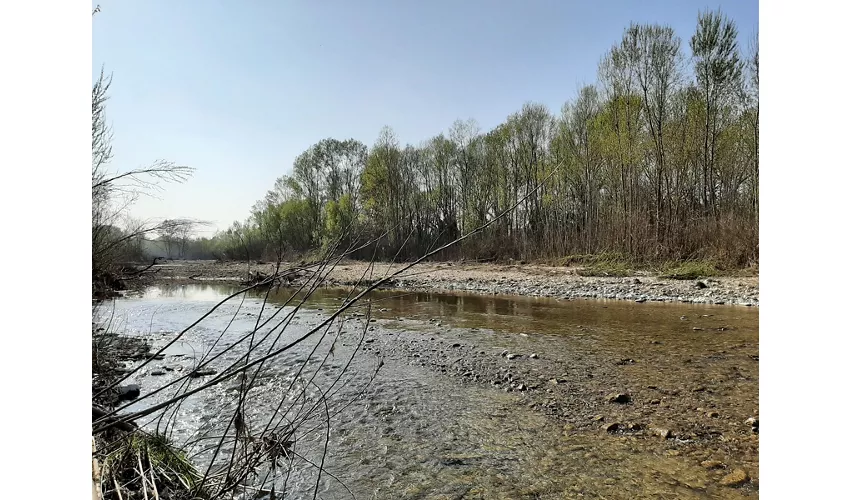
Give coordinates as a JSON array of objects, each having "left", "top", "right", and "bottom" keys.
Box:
[{"left": 98, "top": 284, "right": 758, "bottom": 499}]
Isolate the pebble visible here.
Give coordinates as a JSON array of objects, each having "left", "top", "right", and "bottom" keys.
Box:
[
  {"left": 719, "top": 469, "right": 749, "bottom": 487},
  {"left": 651, "top": 427, "right": 672, "bottom": 439},
  {"left": 530, "top": 353, "right": 539, "bottom": 359},
  {"left": 607, "top": 393, "right": 632, "bottom": 404}
]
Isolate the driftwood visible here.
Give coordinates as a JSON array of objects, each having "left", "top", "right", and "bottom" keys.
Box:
[{"left": 120, "top": 257, "right": 164, "bottom": 279}]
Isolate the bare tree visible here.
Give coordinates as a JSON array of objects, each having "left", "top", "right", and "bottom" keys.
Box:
[{"left": 92, "top": 69, "right": 195, "bottom": 275}]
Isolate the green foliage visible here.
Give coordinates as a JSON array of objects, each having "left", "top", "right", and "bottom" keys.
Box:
[
  {"left": 659, "top": 260, "right": 720, "bottom": 280},
  {"left": 576, "top": 262, "right": 633, "bottom": 277},
  {"left": 323, "top": 193, "right": 356, "bottom": 249},
  {"left": 103, "top": 432, "right": 207, "bottom": 499},
  {"left": 179, "top": 8, "right": 757, "bottom": 268}
]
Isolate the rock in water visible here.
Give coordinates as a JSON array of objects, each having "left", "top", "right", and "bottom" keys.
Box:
[
  {"left": 719, "top": 469, "right": 749, "bottom": 487},
  {"left": 117, "top": 384, "right": 140, "bottom": 401},
  {"left": 605, "top": 422, "right": 621, "bottom": 433},
  {"left": 607, "top": 393, "right": 632, "bottom": 404},
  {"left": 651, "top": 427, "right": 672, "bottom": 439}
]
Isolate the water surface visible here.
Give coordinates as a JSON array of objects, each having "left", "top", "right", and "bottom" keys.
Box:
[{"left": 98, "top": 284, "right": 758, "bottom": 499}]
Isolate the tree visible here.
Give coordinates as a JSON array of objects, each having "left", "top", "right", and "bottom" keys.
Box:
[
  {"left": 207, "top": 9, "right": 757, "bottom": 267},
  {"left": 691, "top": 9, "right": 744, "bottom": 217},
  {"left": 92, "top": 69, "right": 194, "bottom": 274}
]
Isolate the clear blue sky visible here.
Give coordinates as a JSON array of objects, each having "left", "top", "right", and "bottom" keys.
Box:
[{"left": 92, "top": 0, "right": 758, "bottom": 235}]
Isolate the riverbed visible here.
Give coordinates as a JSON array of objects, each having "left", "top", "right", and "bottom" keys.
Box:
[{"left": 98, "top": 283, "right": 758, "bottom": 499}]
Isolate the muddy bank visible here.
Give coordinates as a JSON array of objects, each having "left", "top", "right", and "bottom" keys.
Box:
[{"left": 142, "top": 260, "right": 759, "bottom": 306}]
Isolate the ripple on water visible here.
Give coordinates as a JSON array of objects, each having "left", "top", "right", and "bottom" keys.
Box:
[{"left": 102, "top": 284, "right": 758, "bottom": 499}]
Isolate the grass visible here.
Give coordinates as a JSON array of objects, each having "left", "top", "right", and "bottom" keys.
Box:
[
  {"left": 101, "top": 432, "right": 207, "bottom": 500},
  {"left": 658, "top": 260, "right": 720, "bottom": 280},
  {"left": 557, "top": 253, "right": 636, "bottom": 277},
  {"left": 576, "top": 261, "right": 633, "bottom": 277}
]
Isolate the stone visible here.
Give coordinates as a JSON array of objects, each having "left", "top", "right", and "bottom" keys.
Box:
[
  {"left": 719, "top": 469, "right": 749, "bottom": 487},
  {"left": 530, "top": 353, "right": 539, "bottom": 359},
  {"left": 615, "top": 358, "right": 636, "bottom": 365},
  {"left": 117, "top": 384, "right": 140, "bottom": 401},
  {"left": 500, "top": 349, "right": 509, "bottom": 357},
  {"left": 707, "top": 411, "right": 720, "bottom": 418},
  {"left": 650, "top": 399, "right": 661, "bottom": 405},
  {"left": 635, "top": 298, "right": 646, "bottom": 303},
  {"left": 150, "top": 370, "right": 166, "bottom": 376},
  {"left": 701, "top": 460, "right": 725, "bottom": 469},
  {"left": 605, "top": 422, "right": 621, "bottom": 433},
  {"left": 188, "top": 369, "right": 216, "bottom": 378},
  {"left": 695, "top": 281, "right": 708, "bottom": 289},
  {"left": 452, "top": 343, "right": 461, "bottom": 348},
  {"left": 507, "top": 353, "right": 520, "bottom": 360},
  {"left": 651, "top": 427, "right": 672, "bottom": 439},
  {"left": 607, "top": 393, "right": 632, "bottom": 404},
  {"left": 592, "top": 415, "right": 605, "bottom": 422}
]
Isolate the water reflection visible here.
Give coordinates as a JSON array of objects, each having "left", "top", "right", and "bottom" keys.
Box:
[{"left": 120, "top": 283, "right": 758, "bottom": 498}]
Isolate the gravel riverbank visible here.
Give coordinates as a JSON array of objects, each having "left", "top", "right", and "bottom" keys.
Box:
[{"left": 142, "top": 260, "right": 759, "bottom": 306}]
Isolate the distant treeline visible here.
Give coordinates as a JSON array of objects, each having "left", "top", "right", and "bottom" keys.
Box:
[{"left": 183, "top": 10, "right": 759, "bottom": 267}]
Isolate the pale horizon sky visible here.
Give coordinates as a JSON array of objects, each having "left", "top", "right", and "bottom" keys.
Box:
[{"left": 92, "top": 0, "right": 758, "bottom": 236}]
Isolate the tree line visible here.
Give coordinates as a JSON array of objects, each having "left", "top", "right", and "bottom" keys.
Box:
[{"left": 198, "top": 9, "right": 758, "bottom": 267}]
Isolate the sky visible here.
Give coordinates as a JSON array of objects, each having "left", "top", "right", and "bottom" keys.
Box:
[{"left": 92, "top": 0, "right": 758, "bottom": 235}]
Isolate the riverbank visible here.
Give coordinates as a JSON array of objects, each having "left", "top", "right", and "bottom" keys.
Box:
[{"left": 140, "top": 259, "right": 759, "bottom": 306}]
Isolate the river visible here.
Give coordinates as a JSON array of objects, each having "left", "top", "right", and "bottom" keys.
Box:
[{"left": 97, "top": 283, "right": 758, "bottom": 499}]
